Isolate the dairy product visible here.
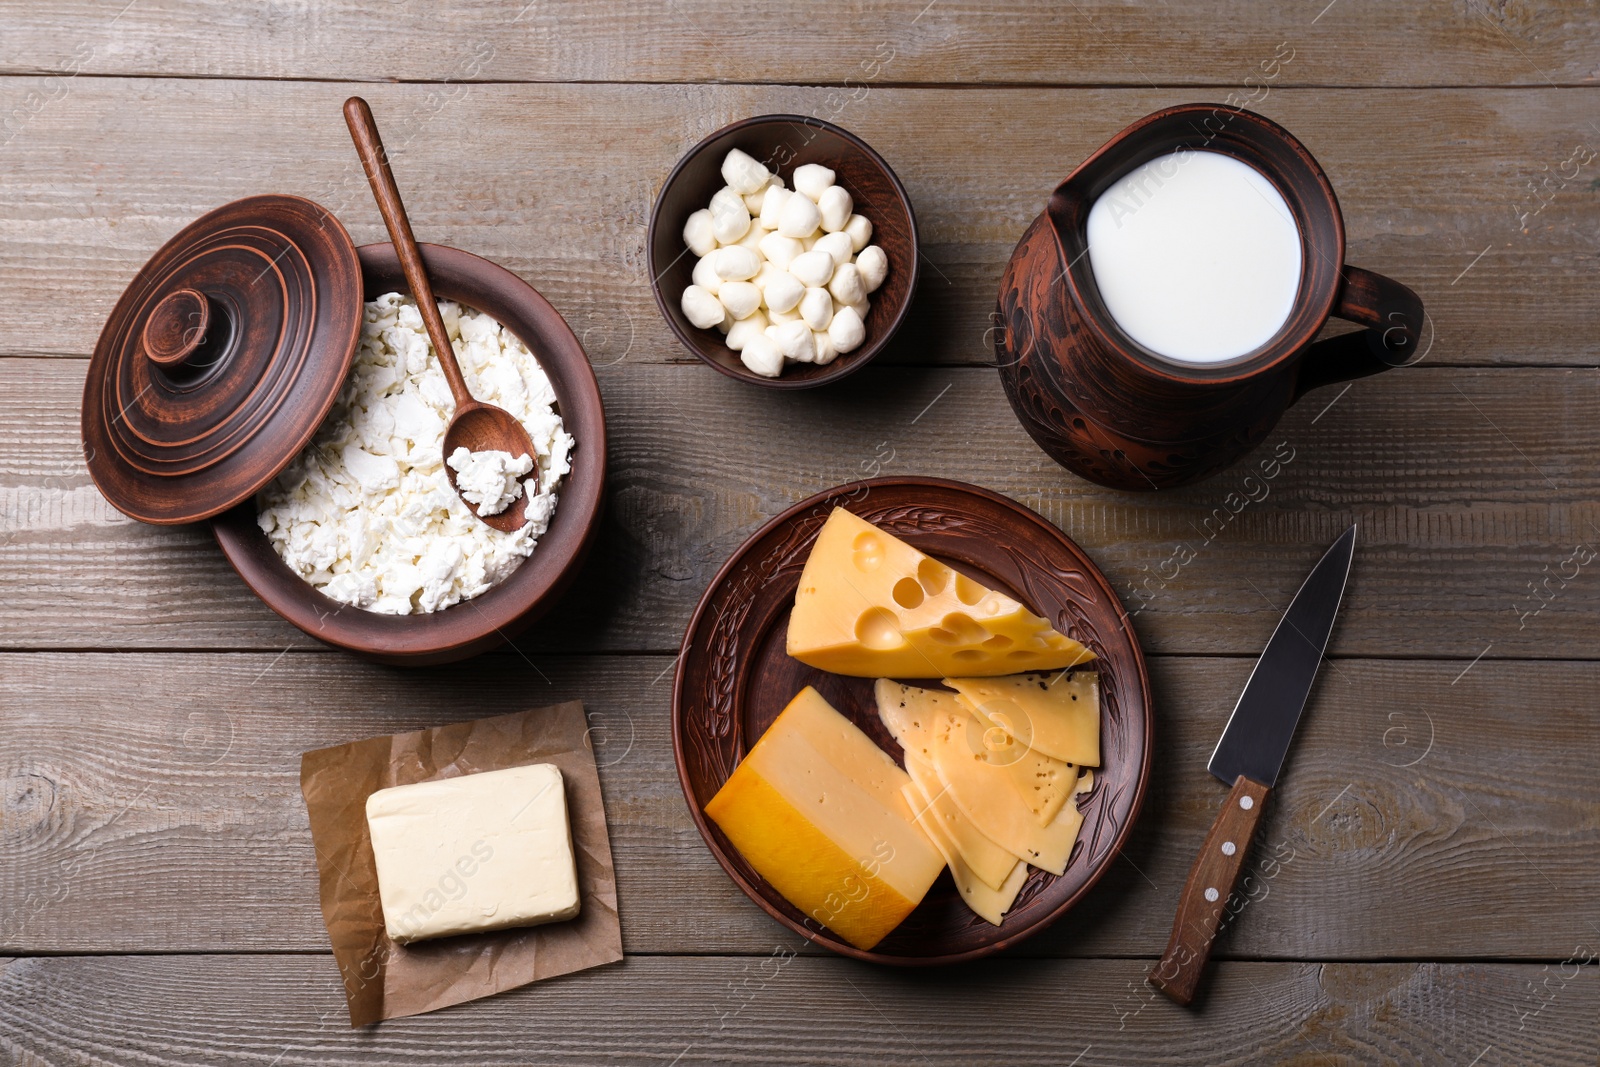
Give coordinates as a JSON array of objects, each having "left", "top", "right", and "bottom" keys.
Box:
[
  {"left": 681, "top": 150, "right": 887, "bottom": 378},
  {"left": 257, "top": 293, "right": 574, "bottom": 615},
  {"left": 365, "top": 763, "right": 580, "bottom": 944},
  {"left": 702, "top": 687, "right": 944, "bottom": 951},
  {"left": 786, "top": 508, "right": 1096, "bottom": 678},
  {"left": 447, "top": 447, "right": 534, "bottom": 517},
  {"left": 1086, "top": 150, "right": 1303, "bottom": 364}
]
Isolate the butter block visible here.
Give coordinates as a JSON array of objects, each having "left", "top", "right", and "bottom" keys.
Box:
[{"left": 365, "top": 763, "right": 580, "bottom": 944}]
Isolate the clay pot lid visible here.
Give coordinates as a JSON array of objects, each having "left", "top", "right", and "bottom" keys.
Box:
[{"left": 82, "top": 194, "right": 363, "bottom": 524}]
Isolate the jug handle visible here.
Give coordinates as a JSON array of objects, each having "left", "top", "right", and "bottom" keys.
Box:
[{"left": 1294, "top": 266, "right": 1426, "bottom": 399}]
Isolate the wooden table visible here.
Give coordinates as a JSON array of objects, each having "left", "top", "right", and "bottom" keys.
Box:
[{"left": 3, "top": 2, "right": 1597, "bottom": 1063}]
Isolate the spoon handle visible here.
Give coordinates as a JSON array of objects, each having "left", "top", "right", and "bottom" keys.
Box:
[{"left": 343, "top": 96, "right": 475, "bottom": 413}]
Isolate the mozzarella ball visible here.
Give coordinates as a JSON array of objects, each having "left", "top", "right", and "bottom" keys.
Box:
[
  {"left": 734, "top": 224, "right": 766, "bottom": 254},
  {"left": 719, "top": 280, "right": 762, "bottom": 320},
  {"left": 793, "top": 163, "right": 836, "bottom": 202},
  {"left": 683, "top": 209, "right": 717, "bottom": 257},
  {"left": 812, "top": 329, "right": 839, "bottom": 366},
  {"left": 758, "top": 185, "right": 792, "bottom": 229},
  {"left": 778, "top": 193, "right": 822, "bottom": 239},
  {"left": 770, "top": 319, "right": 817, "bottom": 363},
  {"left": 812, "top": 231, "right": 854, "bottom": 266},
  {"left": 758, "top": 231, "right": 804, "bottom": 271},
  {"left": 682, "top": 285, "right": 725, "bottom": 329},
  {"left": 721, "top": 148, "right": 771, "bottom": 195},
  {"left": 855, "top": 244, "right": 888, "bottom": 293},
  {"left": 844, "top": 213, "right": 873, "bottom": 252},
  {"left": 692, "top": 253, "right": 722, "bottom": 295},
  {"left": 766, "top": 306, "right": 802, "bottom": 326},
  {"left": 761, "top": 269, "right": 804, "bottom": 314},
  {"left": 827, "top": 262, "right": 867, "bottom": 306},
  {"left": 828, "top": 305, "right": 866, "bottom": 353},
  {"left": 740, "top": 333, "right": 785, "bottom": 377},
  {"left": 710, "top": 186, "right": 751, "bottom": 244},
  {"left": 713, "top": 245, "right": 762, "bottom": 281},
  {"left": 725, "top": 309, "right": 769, "bottom": 351},
  {"left": 789, "top": 250, "right": 836, "bottom": 288},
  {"left": 817, "top": 185, "right": 853, "bottom": 232},
  {"left": 799, "top": 287, "right": 834, "bottom": 330}
]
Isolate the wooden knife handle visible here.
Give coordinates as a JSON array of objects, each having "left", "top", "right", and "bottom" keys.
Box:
[{"left": 1149, "top": 775, "right": 1270, "bottom": 1006}]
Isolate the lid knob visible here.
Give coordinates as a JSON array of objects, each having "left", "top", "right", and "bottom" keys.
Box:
[{"left": 141, "top": 288, "right": 213, "bottom": 368}]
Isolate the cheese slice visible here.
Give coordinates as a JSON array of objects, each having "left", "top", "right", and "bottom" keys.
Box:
[
  {"left": 946, "top": 671, "right": 1101, "bottom": 767},
  {"left": 926, "top": 706, "right": 1088, "bottom": 875},
  {"left": 365, "top": 763, "right": 580, "bottom": 944},
  {"left": 877, "top": 678, "right": 1074, "bottom": 828},
  {"left": 787, "top": 508, "right": 1095, "bottom": 678},
  {"left": 703, "top": 687, "right": 944, "bottom": 951},
  {"left": 903, "top": 783, "right": 1030, "bottom": 926},
  {"left": 901, "top": 752, "right": 1023, "bottom": 891}
]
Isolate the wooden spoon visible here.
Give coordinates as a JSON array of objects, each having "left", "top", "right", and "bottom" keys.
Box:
[{"left": 343, "top": 95, "right": 539, "bottom": 533}]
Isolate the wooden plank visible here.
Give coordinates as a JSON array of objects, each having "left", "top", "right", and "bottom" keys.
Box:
[
  {"left": 4, "top": 359, "right": 1598, "bottom": 659},
  {"left": 2, "top": 0, "right": 1597, "bottom": 87},
  {"left": 3, "top": 653, "right": 1594, "bottom": 959},
  {"left": 1, "top": 954, "right": 1595, "bottom": 1065},
  {"left": 1, "top": 79, "right": 1595, "bottom": 367}
]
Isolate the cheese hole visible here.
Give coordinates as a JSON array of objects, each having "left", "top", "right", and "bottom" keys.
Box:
[
  {"left": 939, "top": 612, "right": 987, "bottom": 644},
  {"left": 953, "top": 574, "right": 986, "bottom": 606},
  {"left": 1007, "top": 649, "right": 1035, "bottom": 660},
  {"left": 983, "top": 634, "right": 1013, "bottom": 649},
  {"left": 852, "top": 532, "right": 883, "bottom": 570},
  {"left": 891, "top": 576, "right": 924, "bottom": 609},
  {"left": 927, "top": 627, "right": 958, "bottom": 644},
  {"left": 916, "top": 558, "right": 950, "bottom": 594},
  {"left": 855, "top": 607, "right": 904, "bottom": 650},
  {"left": 952, "top": 649, "right": 985, "bottom": 662}
]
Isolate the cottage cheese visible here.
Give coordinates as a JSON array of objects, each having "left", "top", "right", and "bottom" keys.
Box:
[
  {"left": 257, "top": 293, "right": 574, "bottom": 615},
  {"left": 448, "top": 447, "right": 533, "bottom": 516}
]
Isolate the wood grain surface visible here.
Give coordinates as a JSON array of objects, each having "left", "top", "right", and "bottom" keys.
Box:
[
  {"left": 0, "top": 82, "right": 1595, "bottom": 369},
  {"left": 2, "top": 955, "right": 1595, "bottom": 1066},
  {"left": 3, "top": 653, "right": 1594, "bottom": 960},
  {"left": 3, "top": 359, "right": 1597, "bottom": 659},
  {"left": 1, "top": 0, "right": 1597, "bottom": 87},
  {"left": 3, "top": 1, "right": 1597, "bottom": 1060}
]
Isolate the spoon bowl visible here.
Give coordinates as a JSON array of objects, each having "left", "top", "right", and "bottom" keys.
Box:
[{"left": 441, "top": 401, "right": 542, "bottom": 532}]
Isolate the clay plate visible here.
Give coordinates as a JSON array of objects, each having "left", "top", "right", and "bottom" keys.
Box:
[{"left": 672, "top": 477, "right": 1152, "bottom": 964}]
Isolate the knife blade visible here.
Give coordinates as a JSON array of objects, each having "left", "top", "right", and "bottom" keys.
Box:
[{"left": 1150, "top": 524, "right": 1357, "bottom": 1007}]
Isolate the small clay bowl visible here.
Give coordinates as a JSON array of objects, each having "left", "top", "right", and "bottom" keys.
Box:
[
  {"left": 647, "top": 114, "right": 919, "bottom": 389},
  {"left": 212, "top": 243, "right": 607, "bottom": 666}
]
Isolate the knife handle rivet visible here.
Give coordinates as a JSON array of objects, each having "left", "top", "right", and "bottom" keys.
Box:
[
  {"left": 1239, "top": 796, "right": 1254, "bottom": 810},
  {"left": 1204, "top": 887, "right": 1220, "bottom": 902},
  {"left": 1221, "top": 841, "right": 1236, "bottom": 855}
]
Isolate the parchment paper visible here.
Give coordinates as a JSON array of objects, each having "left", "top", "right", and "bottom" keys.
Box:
[{"left": 300, "top": 701, "right": 623, "bottom": 1026}]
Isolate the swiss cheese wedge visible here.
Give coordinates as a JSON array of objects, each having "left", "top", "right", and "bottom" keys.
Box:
[
  {"left": 788, "top": 508, "right": 1095, "bottom": 678},
  {"left": 703, "top": 687, "right": 944, "bottom": 951},
  {"left": 945, "top": 671, "right": 1101, "bottom": 767},
  {"left": 903, "top": 783, "right": 1030, "bottom": 926}
]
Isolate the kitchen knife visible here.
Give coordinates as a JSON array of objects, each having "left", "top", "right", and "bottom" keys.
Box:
[{"left": 1149, "top": 524, "right": 1357, "bottom": 1006}]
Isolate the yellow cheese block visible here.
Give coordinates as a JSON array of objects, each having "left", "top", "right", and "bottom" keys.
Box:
[
  {"left": 946, "top": 671, "right": 1101, "bottom": 768},
  {"left": 703, "top": 687, "right": 944, "bottom": 951},
  {"left": 877, "top": 678, "right": 1075, "bottom": 829},
  {"left": 901, "top": 751, "right": 1023, "bottom": 891},
  {"left": 926, "top": 704, "right": 1089, "bottom": 875},
  {"left": 788, "top": 508, "right": 1096, "bottom": 678},
  {"left": 904, "top": 783, "right": 1030, "bottom": 927}
]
